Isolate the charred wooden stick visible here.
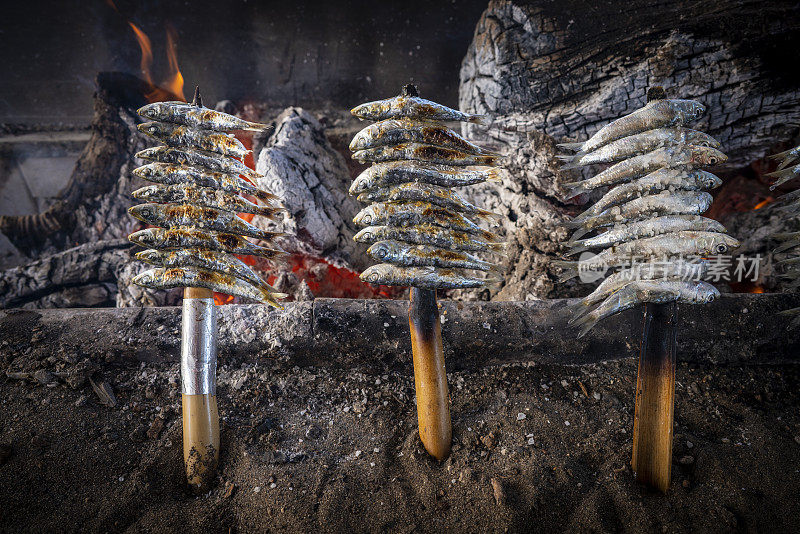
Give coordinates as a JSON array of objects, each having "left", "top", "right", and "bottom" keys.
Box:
[
  {"left": 631, "top": 301, "right": 677, "bottom": 492},
  {"left": 181, "top": 286, "right": 220, "bottom": 492},
  {"left": 408, "top": 288, "right": 452, "bottom": 460}
]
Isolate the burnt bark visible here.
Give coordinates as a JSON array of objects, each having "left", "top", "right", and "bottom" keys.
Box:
[{"left": 459, "top": 0, "right": 800, "bottom": 299}]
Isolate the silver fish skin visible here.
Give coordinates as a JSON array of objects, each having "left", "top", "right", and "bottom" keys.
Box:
[
  {"left": 572, "top": 280, "right": 718, "bottom": 337},
  {"left": 132, "top": 267, "right": 286, "bottom": 307},
  {"left": 129, "top": 227, "right": 286, "bottom": 260},
  {"left": 558, "top": 231, "right": 739, "bottom": 276},
  {"left": 353, "top": 201, "right": 485, "bottom": 235},
  {"left": 349, "top": 161, "right": 501, "bottom": 194},
  {"left": 137, "top": 121, "right": 249, "bottom": 159},
  {"left": 567, "top": 215, "right": 726, "bottom": 254},
  {"left": 349, "top": 118, "right": 496, "bottom": 155},
  {"left": 564, "top": 145, "right": 727, "bottom": 199},
  {"left": 367, "top": 240, "right": 497, "bottom": 272},
  {"left": 135, "top": 248, "right": 267, "bottom": 287},
  {"left": 360, "top": 263, "right": 493, "bottom": 290},
  {"left": 351, "top": 95, "right": 488, "bottom": 125},
  {"left": 354, "top": 225, "right": 504, "bottom": 253},
  {"left": 561, "top": 127, "right": 721, "bottom": 168},
  {"left": 133, "top": 163, "right": 275, "bottom": 204},
  {"left": 574, "top": 169, "right": 721, "bottom": 222},
  {"left": 575, "top": 258, "right": 710, "bottom": 309},
  {"left": 353, "top": 143, "right": 499, "bottom": 167},
  {"left": 129, "top": 203, "right": 279, "bottom": 240},
  {"left": 357, "top": 182, "right": 500, "bottom": 221},
  {"left": 768, "top": 145, "right": 800, "bottom": 170},
  {"left": 559, "top": 99, "right": 706, "bottom": 154},
  {"left": 138, "top": 102, "right": 269, "bottom": 132},
  {"left": 567, "top": 190, "right": 713, "bottom": 233},
  {"left": 136, "top": 146, "right": 263, "bottom": 180},
  {"left": 766, "top": 164, "right": 800, "bottom": 190},
  {"left": 132, "top": 184, "right": 283, "bottom": 218}
]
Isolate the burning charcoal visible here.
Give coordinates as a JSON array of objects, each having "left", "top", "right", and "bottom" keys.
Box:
[
  {"left": 349, "top": 84, "right": 505, "bottom": 461},
  {"left": 554, "top": 86, "right": 737, "bottom": 493}
]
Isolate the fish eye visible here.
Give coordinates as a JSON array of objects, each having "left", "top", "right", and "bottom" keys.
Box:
[
  {"left": 369, "top": 273, "right": 380, "bottom": 282},
  {"left": 377, "top": 247, "right": 387, "bottom": 258},
  {"left": 715, "top": 243, "right": 727, "bottom": 254},
  {"left": 708, "top": 156, "right": 717, "bottom": 165},
  {"left": 706, "top": 293, "right": 715, "bottom": 303},
  {"left": 363, "top": 214, "right": 372, "bottom": 224}
]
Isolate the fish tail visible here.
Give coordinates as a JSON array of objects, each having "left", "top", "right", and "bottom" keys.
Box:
[
  {"left": 484, "top": 168, "right": 504, "bottom": 183},
  {"left": 557, "top": 141, "right": 584, "bottom": 152},
  {"left": 468, "top": 114, "right": 491, "bottom": 126},
  {"left": 777, "top": 306, "right": 800, "bottom": 317},
  {"left": 253, "top": 189, "right": 278, "bottom": 203},
  {"left": 567, "top": 301, "right": 593, "bottom": 325},
  {"left": 768, "top": 149, "right": 798, "bottom": 170},
  {"left": 563, "top": 182, "right": 589, "bottom": 201},
  {"left": 552, "top": 259, "right": 579, "bottom": 282},
  {"left": 569, "top": 226, "right": 591, "bottom": 242},
  {"left": 565, "top": 243, "right": 589, "bottom": 257},
  {"left": 487, "top": 241, "right": 509, "bottom": 254},
  {"left": 560, "top": 161, "right": 583, "bottom": 171},
  {"left": 767, "top": 168, "right": 800, "bottom": 190},
  {"left": 570, "top": 311, "right": 600, "bottom": 338},
  {"left": 243, "top": 121, "right": 271, "bottom": 132}
]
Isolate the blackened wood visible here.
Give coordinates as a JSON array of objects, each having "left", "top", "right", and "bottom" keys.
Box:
[{"left": 631, "top": 302, "right": 677, "bottom": 493}]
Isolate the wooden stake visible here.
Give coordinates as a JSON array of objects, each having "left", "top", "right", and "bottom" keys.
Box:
[
  {"left": 408, "top": 287, "right": 452, "bottom": 461},
  {"left": 181, "top": 286, "right": 220, "bottom": 492},
  {"left": 631, "top": 301, "right": 677, "bottom": 492}
]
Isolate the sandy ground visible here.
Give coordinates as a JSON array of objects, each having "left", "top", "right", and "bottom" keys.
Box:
[{"left": 1, "top": 351, "right": 799, "bottom": 533}]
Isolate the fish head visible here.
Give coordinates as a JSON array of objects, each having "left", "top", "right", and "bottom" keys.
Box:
[
  {"left": 685, "top": 130, "right": 721, "bottom": 149},
  {"left": 353, "top": 226, "right": 379, "bottom": 243},
  {"left": 367, "top": 240, "right": 401, "bottom": 262},
  {"left": 136, "top": 121, "right": 163, "bottom": 137},
  {"left": 135, "top": 249, "right": 161, "bottom": 265},
  {"left": 695, "top": 170, "right": 723, "bottom": 189},
  {"left": 128, "top": 228, "right": 158, "bottom": 247},
  {"left": 691, "top": 147, "right": 727, "bottom": 167},
  {"left": 131, "top": 269, "right": 158, "bottom": 288},
  {"left": 128, "top": 204, "right": 158, "bottom": 225},
  {"left": 708, "top": 233, "right": 741, "bottom": 255},
  {"left": 353, "top": 204, "right": 380, "bottom": 226},
  {"left": 360, "top": 263, "right": 393, "bottom": 285},
  {"left": 349, "top": 128, "right": 371, "bottom": 151},
  {"left": 692, "top": 282, "right": 720, "bottom": 304},
  {"left": 132, "top": 185, "right": 159, "bottom": 201},
  {"left": 137, "top": 102, "right": 165, "bottom": 121}
]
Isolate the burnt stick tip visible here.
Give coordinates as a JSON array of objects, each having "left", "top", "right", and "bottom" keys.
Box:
[
  {"left": 192, "top": 86, "right": 202, "bottom": 107},
  {"left": 402, "top": 84, "right": 419, "bottom": 98}
]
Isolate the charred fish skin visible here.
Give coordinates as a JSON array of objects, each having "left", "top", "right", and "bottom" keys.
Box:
[
  {"left": 132, "top": 184, "right": 284, "bottom": 218},
  {"left": 353, "top": 143, "right": 499, "bottom": 167},
  {"left": 129, "top": 227, "right": 286, "bottom": 260},
  {"left": 136, "top": 146, "right": 264, "bottom": 180},
  {"left": 367, "top": 240, "right": 498, "bottom": 272},
  {"left": 133, "top": 267, "right": 286, "bottom": 307},
  {"left": 559, "top": 99, "right": 706, "bottom": 155},
  {"left": 136, "top": 248, "right": 267, "bottom": 288},
  {"left": 138, "top": 121, "right": 250, "bottom": 160},
  {"left": 138, "top": 102, "right": 269, "bottom": 132},
  {"left": 353, "top": 201, "right": 487, "bottom": 235},
  {"left": 354, "top": 225, "right": 505, "bottom": 253},
  {"left": 357, "top": 182, "right": 500, "bottom": 220},
  {"left": 128, "top": 203, "right": 280, "bottom": 240},
  {"left": 350, "top": 118, "right": 497, "bottom": 155},
  {"left": 351, "top": 95, "right": 489, "bottom": 125},
  {"left": 349, "top": 161, "right": 501, "bottom": 194},
  {"left": 360, "top": 263, "right": 493, "bottom": 290}
]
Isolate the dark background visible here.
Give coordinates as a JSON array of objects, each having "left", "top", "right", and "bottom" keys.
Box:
[{"left": 0, "top": 0, "right": 490, "bottom": 124}]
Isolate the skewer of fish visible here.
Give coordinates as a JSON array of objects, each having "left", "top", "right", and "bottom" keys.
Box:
[
  {"left": 768, "top": 143, "right": 800, "bottom": 328},
  {"left": 349, "top": 85, "right": 504, "bottom": 462},
  {"left": 556, "top": 87, "right": 736, "bottom": 493},
  {"left": 127, "top": 87, "right": 285, "bottom": 493}
]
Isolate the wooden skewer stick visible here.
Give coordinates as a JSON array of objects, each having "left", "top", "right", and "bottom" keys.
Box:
[
  {"left": 408, "top": 287, "right": 452, "bottom": 461},
  {"left": 631, "top": 301, "right": 677, "bottom": 492},
  {"left": 630, "top": 84, "right": 676, "bottom": 493},
  {"left": 180, "top": 86, "right": 219, "bottom": 492}
]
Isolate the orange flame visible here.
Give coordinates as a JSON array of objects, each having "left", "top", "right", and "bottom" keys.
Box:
[
  {"left": 754, "top": 197, "right": 774, "bottom": 210},
  {"left": 164, "top": 24, "right": 185, "bottom": 101}
]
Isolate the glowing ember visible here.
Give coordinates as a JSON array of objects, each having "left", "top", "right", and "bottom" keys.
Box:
[{"left": 753, "top": 197, "right": 774, "bottom": 210}]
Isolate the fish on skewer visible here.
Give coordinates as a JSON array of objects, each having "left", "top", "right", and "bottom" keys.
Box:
[
  {"left": 353, "top": 201, "right": 491, "bottom": 235},
  {"left": 129, "top": 227, "right": 287, "bottom": 260},
  {"left": 358, "top": 182, "right": 501, "bottom": 220},
  {"left": 563, "top": 145, "right": 726, "bottom": 200},
  {"left": 351, "top": 95, "right": 489, "bottom": 124},
  {"left": 353, "top": 143, "right": 499, "bottom": 167},
  {"left": 558, "top": 99, "right": 706, "bottom": 155},
  {"left": 768, "top": 145, "right": 800, "bottom": 171},
  {"left": 129, "top": 203, "right": 281, "bottom": 240},
  {"left": 360, "top": 263, "right": 495, "bottom": 290},
  {"left": 138, "top": 101, "right": 270, "bottom": 132},
  {"left": 349, "top": 161, "right": 501, "bottom": 194},
  {"left": 350, "top": 118, "right": 498, "bottom": 155},
  {"left": 136, "top": 248, "right": 270, "bottom": 287},
  {"left": 354, "top": 224, "right": 505, "bottom": 253},
  {"left": 133, "top": 267, "right": 286, "bottom": 307},
  {"left": 571, "top": 279, "right": 719, "bottom": 337},
  {"left": 136, "top": 146, "right": 264, "bottom": 181},
  {"left": 133, "top": 184, "right": 284, "bottom": 218},
  {"left": 138, "top": 121, "right": 250, "bottom": 160},
  {"left": 367, "top": 240, "right": 499, "bottom": 272},
  {"left": 559, "top": 127, "right": 720, "bottom": 168},
  {"left": 133, "top": 162, "right": 277, "bottom": 204},
  {"left": 566, "top": 215, "right": 726, "bottom": 254}
]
